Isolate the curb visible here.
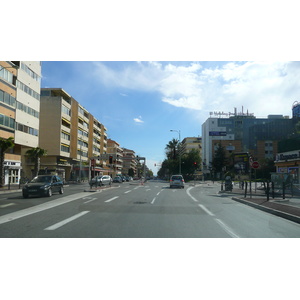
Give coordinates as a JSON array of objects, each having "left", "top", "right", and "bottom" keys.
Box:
[
  {"left": 232, "top": 196, "right": 300, "bottom": 224},
  {"left": 0, "top": 189, "right": 22, "bottom": 195}
]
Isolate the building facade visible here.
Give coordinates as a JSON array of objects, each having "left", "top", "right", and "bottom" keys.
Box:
[
  {"left": 122, "top": 148, "right": 137, "bottom": 176},
  {"left": 181, "top": 137, "right": 202, "bottom": 155},
  {"left": 106, "top": 139, "right": 123, "bottom": 177},
  {"left": 0, "top": 61, "right": 41, "bottom": 184},
  {"left": 202, "top": 111, "right": 294, "bottom": 175},
  {"left": 40, "top": 88, "right": 108, "bottom": 181}
]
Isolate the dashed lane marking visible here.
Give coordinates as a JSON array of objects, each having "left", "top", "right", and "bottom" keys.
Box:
[
  {"left": 104, "top": 196, "right": 119, "bottom": 203},
  {"left": 0, "top": 203, "right": 16, "bottom": 208},
  {"left": 44, "top": 211, "right": 90, "bottom": 231}
]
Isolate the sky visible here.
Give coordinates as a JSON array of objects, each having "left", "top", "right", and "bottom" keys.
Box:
[{"left": 41, "top": 61, "right": 300, "bottom": 175}]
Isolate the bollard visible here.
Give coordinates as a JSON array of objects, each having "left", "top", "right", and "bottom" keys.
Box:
[
  {"left": 282, "top": 182, "right": 285, "bottom": 199},
  {"left": 244, "top": 181, "right": 248, "bottom": 198},
  {"left": 266, "top": 181, "right": 270, "bottom": 201}
]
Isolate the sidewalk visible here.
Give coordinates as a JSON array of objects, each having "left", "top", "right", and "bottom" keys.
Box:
[
  {"left": 0, "top": 185, "right": 22, "bottom": 194},
  {"left": 219, "top": 182, "right": 300, "bottom": 224}
]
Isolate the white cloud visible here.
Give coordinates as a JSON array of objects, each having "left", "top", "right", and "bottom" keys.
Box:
[
  {"left": 134, "top": 116, "right": 144, "bottom": 123},
  {"left": 93, "top": 61, "right": 300, "bottom": 117}
]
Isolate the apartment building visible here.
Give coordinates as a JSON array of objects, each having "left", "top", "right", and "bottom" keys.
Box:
[
  {"left": 181, "top": 137, "right": 202, "bottom": 155},
  {"left": 0, "top": 61, "right": 41, "bottom": 184},
  {"left": 107, "top": 139, "right": 123, "bottom": 177},
  {"left": 40, "top": 88, "right": 108, "bottom": 181},
  {"left": 122, "top": 148, "right": 137, "bottom": 176}
]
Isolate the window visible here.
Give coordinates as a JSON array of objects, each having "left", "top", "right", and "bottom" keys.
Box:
[
  {"left": 16, "top": 80, "right": 40, "bottom": 100},
  {"left": 0, "top": 89, "right": 16, "bottom": 107},
  {"left": 16, "top": 122, "right": 38, "bottom": 136},
  {"left": 61, "top": 144, "right": 70, "bottom": 153},
  {"left": 21, "top": 63, "right": 41, "bottom": 83},
  {"left": 61, "top": 131, "right": 70, "bottom": 141},
  {"left": 62, "top": 105, "right": 71, "bottom": 116},
  {"left": 0, "top": 114, "right": 15, "bottom": 129}
]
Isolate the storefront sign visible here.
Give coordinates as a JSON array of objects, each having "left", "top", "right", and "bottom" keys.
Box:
[{"left": 276, "top": 151, "right": 300, "bottom": 162}]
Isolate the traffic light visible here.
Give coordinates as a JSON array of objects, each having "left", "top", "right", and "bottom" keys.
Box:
[
  {"left": 194, "top": 162, "right": 198, "bottom": 169},
  {"left": 109, "top": 156, "right": 113, "bottom": 164}
]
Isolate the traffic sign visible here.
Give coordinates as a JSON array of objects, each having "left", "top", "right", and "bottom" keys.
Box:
[{"left": 251, "top": 161, "right": 260, "bottom": 169}]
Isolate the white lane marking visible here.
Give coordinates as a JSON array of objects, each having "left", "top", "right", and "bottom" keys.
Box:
[
  {"left": 215, "top": 219, "right": 240, "bottom": 238},
  {"left": 124, "top": 190, "right": 132, "bottom": 194},
  {"left": 0, "top": 192, "right": 88, "bottom": 225},
  {"left": 44, "top": 211, "right": 90, "bottom": 231},
  {"left": 0, "top": 203, "right": 16, "bottom": 208},
  {"left": 104, "top": 196, "right": 119, "bottom": 203},
  {"left": 151, "top": 197, "right": 156, "bottom": 204},
  {"left": 84, "top": 197, "right": 98, "bottom": 204},
  {"left": 187, "top": 186, "right": 240, "bottom": 238},
  {"left": 198, "top": 204, "right": 215, "bottom": 216},
  {"left": 186, "top": 187, "right": 198, "bottom": 202},
  {"left": 146, "top": 189, "right": 151, "bottom": 191}
]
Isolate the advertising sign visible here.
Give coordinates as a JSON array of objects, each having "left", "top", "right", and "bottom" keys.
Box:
[
  {"left": 233, "top": 152, "right": 249, "bottom": 174},
  {"left": 209, "top": 131, "right": 227, "bottom": 136}
]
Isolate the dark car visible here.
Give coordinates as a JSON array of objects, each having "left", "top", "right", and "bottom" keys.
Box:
[
  {"left": 89, "top": 175, "right": 112, "bottom": 188},
  {"left": 22, "top": 175, "right": 64, "bottom": 198},
  {"left": 113, "top": 176, "right": 122, "bottom": 183}
]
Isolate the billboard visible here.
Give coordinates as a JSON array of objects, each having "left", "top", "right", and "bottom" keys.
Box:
[{"left": 233, "top": 152, "right": 249, "bottom": 174}]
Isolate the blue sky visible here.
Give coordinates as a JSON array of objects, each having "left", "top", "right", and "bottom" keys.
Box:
[{"left": 41, "top": 61, "right": 300, "bottom": 175}]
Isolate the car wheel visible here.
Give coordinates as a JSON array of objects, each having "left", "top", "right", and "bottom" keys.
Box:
[
  {"left": 23, "top": 193, "right": 28, "bottom": 199},
  {"left": 59, "top": 187, "right": 64, "bottom": 194},
  {"left": 47, "top": 188, "right": 52, "bottom": 197}
]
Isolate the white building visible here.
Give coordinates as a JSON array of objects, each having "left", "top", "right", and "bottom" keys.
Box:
[
  {"left": 0, "top": 61, "right": 41, "bottom": 184},
  {"left": 202, "top": 117, "right": 234, "bottom": 173}
]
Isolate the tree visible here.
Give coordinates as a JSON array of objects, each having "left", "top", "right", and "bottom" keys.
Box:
[
  {"left": 26, "top": 147, "right": 47, "bottom": 178},
  {"left": 0, "top": 137, "right": 14, "bottom": 187},
  {"left": 181, "top": 149, "right": 202, "bottom": 180},
  {"left": 212, "top": 143, "right": 227, "bottom": 174},
  {"left": 128, "top": 168, "right": 135, "bottom": 177},
  {"left": 165, "top": 138, "right": 180, "bottom": 160}
]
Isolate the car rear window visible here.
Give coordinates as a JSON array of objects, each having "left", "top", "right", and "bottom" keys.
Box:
[{"left": 171, "top": 176, "right": 183, "bottom": 180}]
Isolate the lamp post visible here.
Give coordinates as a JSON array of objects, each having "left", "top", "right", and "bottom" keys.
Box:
[{"left": 170, "top": 129, "right": 181, "bottom": 174}]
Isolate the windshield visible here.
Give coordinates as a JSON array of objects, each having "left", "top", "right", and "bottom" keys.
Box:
[{"left": 30, "top": 176, "right": 52, "bottom": 183}]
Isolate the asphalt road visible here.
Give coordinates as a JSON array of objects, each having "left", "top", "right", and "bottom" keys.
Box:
[{"left": 0, "top": 180, "right": 300, "bottom": 237}]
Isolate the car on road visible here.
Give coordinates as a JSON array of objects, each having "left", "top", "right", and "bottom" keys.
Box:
[
  {"left": 113, "top": 176, "right": 122, "bottom": 183},
  {"left": 89, "top": 175, "right": 112, "bottom": 188},
  {"left": 22, "top": 175, "right": 64, "bottom": 198},
  {"left": 170, "top": 175, "right": 185, "bottom": 189}
]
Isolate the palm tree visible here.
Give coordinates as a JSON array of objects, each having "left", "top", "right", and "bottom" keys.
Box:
[
  {"left": 165, "top": 138, "right": 180, "bottom": 160},
  {"left": 26, "top": 147, "right": 47, "bottom": 178},
  {"left": 0, "top": 137, "right": 15, "bottom": 187}
]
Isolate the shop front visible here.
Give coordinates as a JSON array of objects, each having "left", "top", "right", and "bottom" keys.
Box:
[
  {"left": 4, "top": 160, "right": 22, "bottom": 185},
  {"left": 274, "top": 150, "right": 300, "bottom": 184}
]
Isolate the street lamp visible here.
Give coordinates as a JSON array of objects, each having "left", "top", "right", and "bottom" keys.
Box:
[{"left": 170, "top": 129, "right": 181, "bottom": 174}]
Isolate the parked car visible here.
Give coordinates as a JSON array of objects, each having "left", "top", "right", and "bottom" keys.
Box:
[
  {"left": 113, "top": 176, "right": 122, "bottom": 183},
  {"left": 170, "top": 175, "right": 185, "bottom": 189},
  {"left": 22, "top": 175, "right": 64, "bottom": 198},
  {"left": 89, "top": 175, "right": 112, "bottom": 188}
]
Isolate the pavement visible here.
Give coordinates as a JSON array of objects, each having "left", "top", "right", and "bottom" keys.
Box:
[
  {"left": 1, "top": 181, "right": 300, "bottom": 224},
  {"left": 218, "top": 182, "right": 300, "bottom": 224}
]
